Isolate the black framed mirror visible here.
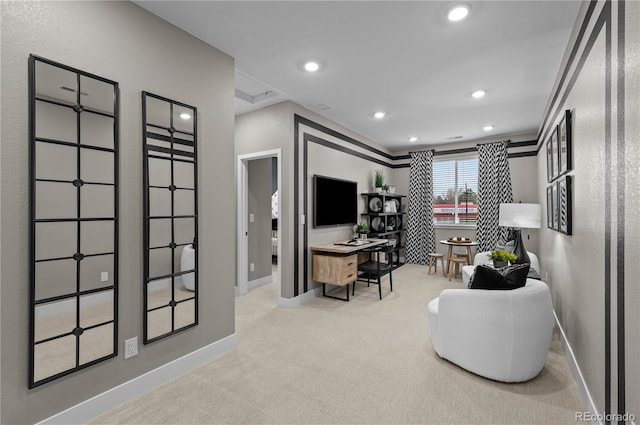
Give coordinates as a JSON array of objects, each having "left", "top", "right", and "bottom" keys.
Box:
[
  {"left": 142, "top": 92, "right": 198, "bottom": 344},
  {"left": 29, "top": 55, "right": 119, "bottom": 388}
]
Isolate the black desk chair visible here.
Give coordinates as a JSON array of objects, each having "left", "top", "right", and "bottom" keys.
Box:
[{"left": 354, "top": 243, "right": 394, "bottom": 300}]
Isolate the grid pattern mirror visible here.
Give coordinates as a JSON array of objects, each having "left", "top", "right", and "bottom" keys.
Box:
[
  {"left": 142, "top": 92, "right": 198, "bottom": 344},
  {"left": 29, "top": 55, "right": 119, "bottom": 388}
]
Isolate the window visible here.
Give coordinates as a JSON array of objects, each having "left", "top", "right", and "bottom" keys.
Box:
[{"left": 433, "top": 157, "right": 478, "bottom": 225}]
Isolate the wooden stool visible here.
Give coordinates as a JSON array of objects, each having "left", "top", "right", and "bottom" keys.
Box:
[
  {"left": 427, "top": 253, "right": 445, "bottom": 276},
  {"left": 448, "top": 256, "right": 468, "bottom": 281}
]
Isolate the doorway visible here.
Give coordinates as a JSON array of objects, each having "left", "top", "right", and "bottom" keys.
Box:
[{"left": 237, "top": 149, "right": 282, "bottom": 303}]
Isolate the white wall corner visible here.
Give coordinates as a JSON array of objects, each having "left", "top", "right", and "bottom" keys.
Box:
[{"left": 37, "top": 333, "right": 237, "bottom": 425}]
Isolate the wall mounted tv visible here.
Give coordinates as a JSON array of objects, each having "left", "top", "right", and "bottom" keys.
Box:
[{"left": 313, "top": 175, "right": 358, "bottom": 228}]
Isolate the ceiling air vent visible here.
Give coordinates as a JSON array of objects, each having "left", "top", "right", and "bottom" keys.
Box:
[
  {"left": 235, "top": 89, "right": 277, "bottom": 104},
  {"left": 308, "top": 103, "right": 331, "bottom": 112},
  {"left": 446, "top": 136, "right": 464, "bottom": 140}
]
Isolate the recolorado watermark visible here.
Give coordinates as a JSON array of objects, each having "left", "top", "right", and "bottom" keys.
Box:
[{"left": 575, "top": 412, "right": 636, "bottom": 423}]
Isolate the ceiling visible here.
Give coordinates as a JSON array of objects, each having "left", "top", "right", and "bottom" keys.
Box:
[{"left": 134, "top": 1, "right": 581, "bottom": 151}]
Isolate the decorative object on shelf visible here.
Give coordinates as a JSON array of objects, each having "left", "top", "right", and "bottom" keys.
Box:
[
  {"left": 28, "top": 55, "right": 119, "bottom": 388},
  {"left": 369, "top": 197, "right": 383, "bottom": 212},
  {"left": 384, "top": 200, "right": 397, "bottom": 213},
  {"left": 558, "top": 110, "right": 572, "bottom": 176},
  {"left": 498, "top": 203, "right": 541, "bottom": 265},
  {"left": 388, "top": 216, "right": 396, "bottom": 230},
  {"left": 371, "top": 217, "right": 384, "bottom": 232},
  {"left": 557, "top": 175, "right": 572, "bottom": 235},
  {"left": 388, "top": 185, "right": 396, "bottom": 194},
  {"left": 489, "top": 249, "right": 518, "bottom": 268},
  {"left": 374, "top": 169, "right": 384, "bottom": 192}
]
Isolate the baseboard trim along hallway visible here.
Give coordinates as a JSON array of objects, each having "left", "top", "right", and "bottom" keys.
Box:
[
  {"left": 37, "top": 334, "right": 238, "bottom": 425},
  {"left": 554, "top": 311, "right": 601, "bottom": 425}
]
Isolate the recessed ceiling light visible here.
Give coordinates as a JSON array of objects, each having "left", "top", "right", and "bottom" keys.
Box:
[
  {"left": 471, "top": 90, "right": 486, "bottom": 99},
  {"left": 448, "top": 4, "right": 470, "bottom": 22},
  {"left": 374, "top": 111, "right": 386, "bottom": 119},
  {"left": 304, "top": 61, "right": 320, "bottom": 72},
  {"left": 180, "top": 113, "right": 192, "bottom": 120},
  {"left": 409, "top": 137, "right": 418, "bottom": 143},
  {"left": 483, "top": 125, "right": 494, "bottom": 131}
]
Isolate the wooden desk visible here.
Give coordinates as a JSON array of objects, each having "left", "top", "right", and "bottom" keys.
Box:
[
  {"left": 310, "top": 238, "right": 389, "bottom": 254},
  {"left": 310, "top": 239, "right": 389, "bottom": 301}
]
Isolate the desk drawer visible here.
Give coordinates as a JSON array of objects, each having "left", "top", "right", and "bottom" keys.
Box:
[{"left": 313, "top": 254, "right": 358, "bottom": 286}]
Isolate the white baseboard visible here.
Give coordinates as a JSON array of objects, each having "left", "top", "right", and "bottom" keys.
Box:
[
  {"left": 553, "top": 310, "right": 601, "bottom": 425},
  {"left": 248, "top": 275, "right": 272, "bottom": 290},
  {"left": 37, "top": 333, "right": 237, "bottom": 425},
  {"left": 277, "top": 286, "right": 322, "bottom": 308}
]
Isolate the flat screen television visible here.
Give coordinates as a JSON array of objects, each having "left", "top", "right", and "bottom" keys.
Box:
[{"left": 313, "top": 175, "right": 358, "bottom": 228}]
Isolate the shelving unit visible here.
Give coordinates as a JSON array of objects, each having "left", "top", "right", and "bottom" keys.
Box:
[{"left": 361, "top": 193, "right": 406, "bottom": 268}]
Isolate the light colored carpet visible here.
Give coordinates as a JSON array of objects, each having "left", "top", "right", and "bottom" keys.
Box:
[{"left": 91, "top": 264, "right": 584, "bottom": 424}]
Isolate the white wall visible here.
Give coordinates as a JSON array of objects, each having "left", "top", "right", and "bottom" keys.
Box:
[{"left": 1, "top": 2, "right": 235, "bottom": 423}]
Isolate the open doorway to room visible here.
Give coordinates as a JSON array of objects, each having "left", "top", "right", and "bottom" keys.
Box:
[{"left": 237, "top": 149, "right": 282, "bottom": 303}]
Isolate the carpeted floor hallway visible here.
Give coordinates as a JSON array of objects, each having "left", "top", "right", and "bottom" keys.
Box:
[{"left": 91, "top": 263, "right": 585, "bottom": 424}]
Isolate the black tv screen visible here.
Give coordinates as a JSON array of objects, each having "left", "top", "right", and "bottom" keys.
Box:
[{"left": 313, "top": 175, "right": 358, "bottom": 228}]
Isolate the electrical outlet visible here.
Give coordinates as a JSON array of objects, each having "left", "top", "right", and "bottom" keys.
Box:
[
  {"left": 124, "top": 337, "right": 138, "bottom": 359},
  {"left": 250, "top": 263, "right": 255, "bottom": 272},
  {"left": 249, "top": 213, "right": 255, "bottom": 223},
  {"left": 100, "top": 271, "right": 109, "bottom": 282}
]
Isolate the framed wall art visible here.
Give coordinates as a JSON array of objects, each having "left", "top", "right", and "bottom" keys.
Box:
[
  {"left": 551, "top": 183, "right": 559, "bottom": 230},
  {"left": 546, "top": 186, "right": 554, "bottom": 229},
  {"left": 557, "top": 175, "right": 572, "bottom": 235},
  {"left": 558, "top": 109, "right": 572, "bottom": 176},
  {"left": 546, "top": 135, "right": 554, "bottom": 183},
  {"left": 551, "top": 126, "right": 559, "bottom": 182}
]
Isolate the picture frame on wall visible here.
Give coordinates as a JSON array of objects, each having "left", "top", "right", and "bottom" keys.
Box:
[
  {"left": 546, "top": 186, "right": 554, "bottom": 229},
  {"left": 551, "top": 183, "right": 559, "bottom": 230},
  {"left": 558, "top": 175, "right": 573, "bottom": 235},
  {"left": 551, "top": 126, "right": 559, "bottom": 181},
  {"left": 546, "top": 136, "right": 554, "bottom": 183},
  {"left": 558, "top": 110, "right": 572, "bottom": 176}
]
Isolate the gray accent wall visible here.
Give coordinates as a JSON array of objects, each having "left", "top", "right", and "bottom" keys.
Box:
[
  {"left": 1, "top": 2, "right": 235, "bottom": 423},
  {"left": 536, "top": 0, "right": 638, "bottom": 420}
]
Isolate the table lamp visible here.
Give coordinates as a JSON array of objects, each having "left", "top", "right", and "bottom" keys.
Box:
[{"left": 498, "top": 203, "right": 541, "bottom": 264}]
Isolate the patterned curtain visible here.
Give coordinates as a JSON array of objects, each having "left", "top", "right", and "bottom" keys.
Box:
[
  {"left": 406, "top": 151, "right": 435, "bottom": 264},
  {"left": 476, "top": 142, "right": 513, "bottom": 251}
]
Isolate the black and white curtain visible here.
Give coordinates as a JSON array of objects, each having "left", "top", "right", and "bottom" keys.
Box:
[
  {"left": 476, "top": 142, "right": 513, "bottom": 251},
  {"left": 406, "top": 151, "right": 435, "bottom": 265}
]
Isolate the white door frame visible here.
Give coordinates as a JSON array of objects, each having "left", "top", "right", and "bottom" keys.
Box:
[{"left": 237, "top": 149, "right": 282, "bottom": 302}]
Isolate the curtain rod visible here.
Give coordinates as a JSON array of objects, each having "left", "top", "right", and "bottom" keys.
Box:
[
  {"left": 408, "top": 139, "right": 513, "bottom": 155},
  {"left": 476, "top": 139, "right": 511, "bottom": 147},
  {"left": 407, "top": 148, "right": 436, "bottom": 155}
]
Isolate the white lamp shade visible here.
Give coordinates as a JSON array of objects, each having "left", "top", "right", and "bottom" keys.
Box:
[{"left": 499, "top": 203, "right": 541, "bottom": 229}]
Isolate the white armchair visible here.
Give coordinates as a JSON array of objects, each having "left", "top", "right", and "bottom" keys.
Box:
[
  {"left": 462, "top": 251, "right": 539, "bottom": 287},
  {"left": 427, "top": 278, "right": 554, "bottom": 382}
]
